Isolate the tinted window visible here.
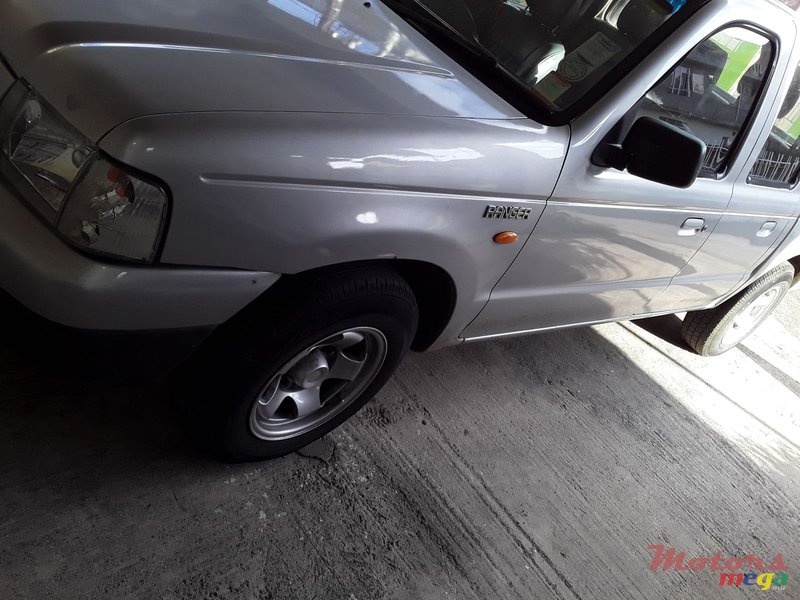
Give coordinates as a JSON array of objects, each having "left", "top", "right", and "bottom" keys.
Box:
[
  {"left": 749, "top": 62, "right": 800, "bottom": 188},
  {"left": 628, "top": 27, "right": 772, "bottom": 177}
]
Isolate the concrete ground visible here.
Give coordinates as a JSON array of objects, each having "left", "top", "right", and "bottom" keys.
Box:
[{"left": 1, "top": 294, "right": 798, "bottom": 600}]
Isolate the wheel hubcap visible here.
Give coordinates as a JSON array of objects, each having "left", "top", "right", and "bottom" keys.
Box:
[
  {"left": 721, "top": 284, "right": 783, "bottom": 348},
  {"left": 249, "top": 327, "right": 388, "bottom": 441},
  {"left": 288, "top": 350, "right": 330, "bottom": 388}
]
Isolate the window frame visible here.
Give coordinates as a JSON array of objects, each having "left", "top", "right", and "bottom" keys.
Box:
[
  {"left": 620, "top": 21, "right": 780, "bottom": 182},
  {"left": 536, "top": 0, "right": 711, "bottom": 123},
  {"left": 746, "top": 61, "right": 800, "bottom": 190}
]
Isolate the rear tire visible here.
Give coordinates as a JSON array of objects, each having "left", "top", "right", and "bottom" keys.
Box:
[
  {"left": 181, "top": 267, "right": 418, "bottom": 461},
  {"left": 681, "top": 262, "right": 794, "bottom": 356}
]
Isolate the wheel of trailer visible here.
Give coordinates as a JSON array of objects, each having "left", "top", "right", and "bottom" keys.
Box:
[
  {"left": 182, "top": 267, "right": 418, "bottom": 461},
  {"left": 681, "top": 262, "right": 794, "bottom": 357}
]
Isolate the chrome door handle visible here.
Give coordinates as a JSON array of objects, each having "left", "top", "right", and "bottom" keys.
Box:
[
  {"left": 757, "top": 221, "right": 777, "bottom": 238},
  {"left": 679, "top": 217, "right": 707, "bottom": 237}
]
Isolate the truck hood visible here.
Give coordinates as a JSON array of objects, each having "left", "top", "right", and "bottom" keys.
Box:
[{"left": 0, "top": 0, "right": 518, "bottom": 140}]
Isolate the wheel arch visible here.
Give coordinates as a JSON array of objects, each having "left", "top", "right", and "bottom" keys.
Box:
[
  {"left": 228, "top": 259, "right": 457, "bottom": 352},
  {"left": 393, "top": 259, "right": 457, "bottom": 351},
  {"left": 788, "top": 255, "right": 800, "bottom": 288}
]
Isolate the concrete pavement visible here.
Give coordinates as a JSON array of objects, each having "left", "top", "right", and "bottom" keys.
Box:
[{"left": 1, "top": 294, "right": 798, "bottom": 599}]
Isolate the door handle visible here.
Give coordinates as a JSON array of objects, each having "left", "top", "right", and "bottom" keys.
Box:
[
  {"left": 679, "top": 217, "right": 707, "bottom": 237},
  {"left": 757, "top": 221, "right": 777, "bottom": 238}
]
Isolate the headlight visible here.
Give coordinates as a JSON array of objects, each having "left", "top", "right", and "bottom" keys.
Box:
[
  {"left": 3, "top": 88, "right": 92, "bottom": 212},
  {"left": 1, "top": 82, "right": 168, "bottom": 262}
]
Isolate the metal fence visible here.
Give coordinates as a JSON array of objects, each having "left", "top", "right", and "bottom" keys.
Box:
[
  {"left": 749, "top": 151, "right": 800, "bottom": 184},
  {"left": 702, "top": 143, "right": 799, "bottom": 184},
  {"left": 701, "top": 144, "right": 728, "bottom": 173}
]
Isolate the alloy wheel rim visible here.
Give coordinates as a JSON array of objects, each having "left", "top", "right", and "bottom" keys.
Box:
[{"left": 249, "top": 327, "right": 388, "bottom": 441}]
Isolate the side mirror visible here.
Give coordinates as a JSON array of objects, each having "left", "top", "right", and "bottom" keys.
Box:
[{"left": 592, "top": 116, "right": 707, "bottom": 188}]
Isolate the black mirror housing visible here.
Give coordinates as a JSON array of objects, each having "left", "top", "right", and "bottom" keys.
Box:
[
  {"left": 593, "top": 117, "right": 707, "bottom": 188},
  {"left": 624, "top": 117, "right": 706, "bottom": 188}
]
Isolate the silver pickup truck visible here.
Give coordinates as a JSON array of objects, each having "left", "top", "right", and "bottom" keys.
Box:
[{"left": 1, "top": 0, "right": 798, "bottom": 460}]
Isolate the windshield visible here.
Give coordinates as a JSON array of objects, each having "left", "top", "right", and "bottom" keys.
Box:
[{"left": 413, "top": 0, "right": 692, "bottom": 114}]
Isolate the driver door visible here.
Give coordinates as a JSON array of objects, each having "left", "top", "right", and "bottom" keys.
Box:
[{"left": 462, "top": 20, "right": 780, "bottom": 341}]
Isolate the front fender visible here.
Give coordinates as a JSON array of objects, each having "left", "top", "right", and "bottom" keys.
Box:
[{"left": 100, "top": 111, "right": 569, "bottom": 347}]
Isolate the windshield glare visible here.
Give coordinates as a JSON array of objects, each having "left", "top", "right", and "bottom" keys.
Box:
[{"left": 416, "top": 0, "right": 689, "bottom": 113}]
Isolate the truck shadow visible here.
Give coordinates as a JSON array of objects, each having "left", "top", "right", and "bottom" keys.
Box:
[
  {"left": 1, "top": 312, "right": 796, "bottom": 489},
  {"left": 630, "top": 313, "right": 691, "bottom": 351}
]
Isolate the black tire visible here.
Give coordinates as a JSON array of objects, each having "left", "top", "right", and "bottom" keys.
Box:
[
  {"left": 681, "top": 262, "right": 794, "bottom": 357},
  {"left": 181, "top": 267, "right": 418, "bottom": 461}
]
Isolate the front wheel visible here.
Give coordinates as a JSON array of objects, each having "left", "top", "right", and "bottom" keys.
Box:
[
  {"left": 182, "top": 267, "right": 418, "bottom": 461},
  {"left": 681, "top": 262, "right": 794, "bottom": 357}
]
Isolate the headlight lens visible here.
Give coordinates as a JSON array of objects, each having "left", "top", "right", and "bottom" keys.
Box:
[
  {"left": 57, "top": 159, "right": 167, "bottom": 262},
  {"left": 3, "top": 93, "right": 92, "bottom": 211},
  {"left": 1, "top": 83, "right": 168, "bottom": 262}
]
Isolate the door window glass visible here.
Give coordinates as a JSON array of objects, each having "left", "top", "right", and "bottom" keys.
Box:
[
  {"left": 627, "top": 27, "right": 772, "bottom": 178},
  {"left": 748, "top": 62, "right": 800, "bottom": 188}
]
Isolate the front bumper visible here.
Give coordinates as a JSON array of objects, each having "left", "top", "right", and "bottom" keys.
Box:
[
  {"left": 0, "top": 287, "right": 215, "bottom": 377},
  {"left": 0, "top": 170, "right": 280, "bottom": 368}
]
